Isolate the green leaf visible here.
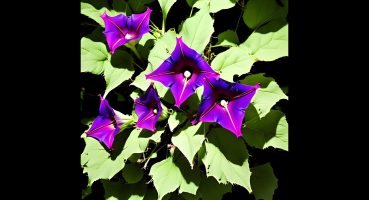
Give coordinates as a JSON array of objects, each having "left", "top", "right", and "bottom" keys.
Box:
[
  {"left": 172, "top": 122, "right": 207, "bottom": 168},
  {"left": 103, "top": 179, "right": 147, "bottom": 200},
  {"left": 211, "top": 47, "right": 254, "bottom": 82},
  {"left": 81, "top": 2, "right": 119, "bottom": 27},
  {"left": 86, "top": 27, "right": 106, "bottom": 42},
  {"left": 103, "top": 50, "right": 135, "bottom": 97},
  {"left": 250, "top": 163, "right": 278, "bottom": 200},
  {"left": 81, "top": 38, "right": 134, "bottom": 97},
  {"left": 193, "top": 0, "right": 237, "bottom": 13},
  {"left": 82, "top": 185, "right": 92, "bottom": 199},
  {"left": 121, "top": 163, "right": 144, "bottom": 184},
  {"left": 240, "top": 21, "right": 288, "bottom": 61},
  {"left": 179, "top": 8, "right": 214, "bottom": 53},
  {"left": 198, "top": 176, "right": 232, "bottom": 200},
  {"left": 131, "top": 30, "right": 177, "bottom": 97},
  {"left": 149, "top": 153, "right": 201, "bottom": 199},
  {"left": 244, "top": 110, "right": 288, "bottom": 151},
  {"left": 216, "top": 30, "right": 239, "bottom": 47},
  {"left": 241, "top": 73, "right": 288, "bottom": 118},
  {"left": 137, "top": 128, "right": 165, "bottom": 143},
  {"left": 243, "top": 0, "right": 288, "bottom": 29},
  {"left": 158, "top": 0, "right": 177, "bottom": 22},
  {"left": 81, "top": 129, "right": 151, "bottom": 185},
  {"left": 168, "top": 112, "right": 187, "bottom": 132},
  {"left": 186, "top": 0, "right": 197, "bottom": 7},
  {"left": 81, "top": 37, "right": 110, "bottom": 74},
  {"left": 201, "top": 128, "right": 252, "bottom": 192},
  {"left": 112, "top": 0, "right": 132, "bottom": 14},
  {"left": 128, "top": 0, "right": 154, "bottom": 13}
]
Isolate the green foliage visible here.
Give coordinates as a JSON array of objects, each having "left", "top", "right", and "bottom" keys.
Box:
[
  {"left": 172, "top": 122, "right": 207, "bottom": 168},
  {"left": 211, "top": 46, "right": 254, "bottom": 82},
  {"left": 81, "top": 128, "right": 153, "bottom": 185},
  {"left": 192, "top": 0, "right": 237, "bottom": 13},
  {"left": 179, "top": 8, "right": 214, "bottom": 53},
  {"left": 81, "top": 2, "right": 118, "bottom": 27},
  {"left": 81, "top": 38, "right": 135, "bottom": 97},
  {"left": 243, "top": 0, "right": 288, "bottom": 30},
  {"left": 103, "top": 179, "right": 147, "bottom": 200},
  {"left": 216, "top": 30, "right": 240, "bottom": 47},
  {"left": 198, "top": 176, "right": 232, "bottom": 200},
  {"left": 201, "top": 128, "right": 252, "bottom": 192},
  {"left": 121, "top": 163, "right": 144, "bottom": 184},
  {"left": 240, "top": 20, "right": 288, "bottom": 61},
  {"left": 241, "top": 73, "right": 288, "bottom": 119},
  {"left": 243, "top": 110, "right": 288, "bottom": 151},
  {"left": 250, "top": 162, "right": 278, "bottom": 200},
  {"left": 149, "top": 153, "right": 201, "bottom": 199}
]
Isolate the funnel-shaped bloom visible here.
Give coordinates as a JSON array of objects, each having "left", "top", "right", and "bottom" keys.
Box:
[
  {"left": 101, "top": 8, "right": 152, "bottom": 54},
  {"left": 192, "top": 77, "right": 260, "bottom": 137},
  {"left": 146, "top": 37, "right": 219, "bottom": 107},
  {"left": 134, "top": 83, "right": 162, "bottom": 132},
  {"left": 86, "top": 96, "right": 130, "bottom": 150}
]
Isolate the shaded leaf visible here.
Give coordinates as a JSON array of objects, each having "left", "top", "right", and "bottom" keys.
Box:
[
  {"left": 121, "top": 163, "right": 144, "bottom": 184},
  {"left": 201, "top": 128, "right": 252, "bottom": 192},
  {"left": 216, "top": 30, "right": 239, "bottom": 47},
  {"left": 243, "top": 0, "right": 288, "bottom": 29},
  {"left": 179, "top": 8, "right": 214, "bottom": 53},
  {"left": 103, "top": 179, "right": 147, "bottom": 200},
  {"left": 198, "top": 176, "right": 232, "bottom": 200},
  {"left": 243, "top": 110, "right": 288, "bottom": 151},
  {"left": 250, "top": 162, "right": 278, "bottom": 200},
  {"left": 211, "top": 47, "right": 254, "bottom": 82}
]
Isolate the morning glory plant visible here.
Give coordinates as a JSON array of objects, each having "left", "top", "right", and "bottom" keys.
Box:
[
  {"left": 134, "top": 83, "right": 162, "bottom": 132},
  {"left": 146, "top": 37, "right": 219, "bottom": 107},
  {"left": 192, "top": 77, "right": 260, "bottom": 137},
  {"left": 81, "top": 0, "right": 289, "bottom": 199}
]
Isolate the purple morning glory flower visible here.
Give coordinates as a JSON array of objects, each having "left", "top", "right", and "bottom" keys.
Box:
[
  {"left": 86, "top": 96, "right": 129, "bottom": 150},
  {"left": 146, "top": 37, "right": 219, "bottom": 107},
  {"left": 134, "top": 83, "right": 162, "bottom": 132},
  {"left": 192, "top": 77, "right": 260, "bottom": 137},
  {"left": 101, "top": 8, "right": 152, "bottom": 54}
]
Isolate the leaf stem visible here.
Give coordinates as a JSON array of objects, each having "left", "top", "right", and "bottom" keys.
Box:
[{"left": 126, "top": 43, "right": 143, "bottom": 63}]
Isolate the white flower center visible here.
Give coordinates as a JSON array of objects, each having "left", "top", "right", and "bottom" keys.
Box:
[
  {"left": 153, "top": 109, "right": 158, "bottom": 114},
  {"left": 220, "top": 100, "right": 228, "bottom": 107},
  {"left": 183, "top": 70, "right": 191, "bottom": 78},
  {"left": 125, "top": 33, "right": 135, "bottom": 39}
]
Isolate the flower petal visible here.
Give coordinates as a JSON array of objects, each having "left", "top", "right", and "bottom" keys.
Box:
[
  {"left": 101, "top": 13, "right": 130, "bottom": 53},
  {"left": 87, "top": 116, "right": 120, "bottom": 149},
  {"left": 134, "top": 83, "right": 162, "bottom": 132},
  {"left": 99, "top": 96, "right": 115, "bottom": 119},
  {"left": 127, "top": 8, "right": 152, "bottom": 37}
]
